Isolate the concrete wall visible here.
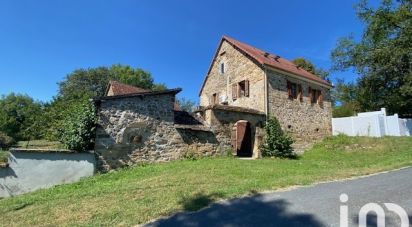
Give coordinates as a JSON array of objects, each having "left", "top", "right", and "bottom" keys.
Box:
[{"left": 0, "top": 151, "right": 95, "bottom": 197}]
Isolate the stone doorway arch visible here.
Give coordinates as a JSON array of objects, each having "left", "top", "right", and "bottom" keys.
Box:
[{"left": 231, "top": 120, "right": 252, "bottom": 157}]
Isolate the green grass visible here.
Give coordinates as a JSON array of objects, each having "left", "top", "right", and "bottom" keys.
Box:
[
  {"left": 0, "top": 150, "right": 8, "bottom": 165},
  {"left": 15, "top": 140, "right": 65, "bottom": 149},
  {"left": 1, "top": 136, "right": 412, "bottom": 226}
]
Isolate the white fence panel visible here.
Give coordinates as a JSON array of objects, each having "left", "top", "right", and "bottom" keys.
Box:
[
  {"left": 332, "top": 109, "right": 411, "bottom": 137},
  {"left": 399, "top": 119, "right": 412, "bottom": 136},
  {"left": 332, "top": 117, "right": 354, "bottom": 136},
  {"left": 352, "top": 115, "right": 382, "bottom": 137},
  {"left": 387, "top": 115, "right": 401, "bottom": 136}
]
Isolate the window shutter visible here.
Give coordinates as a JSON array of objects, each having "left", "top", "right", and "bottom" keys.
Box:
[
  {"left": 308, "top": 87, "right": 312, "bottom": 103},
  {"left": 232, "top": 84, "right": 237, "bottom": 100},
  {"left": 318, "top": 90, "right": 323, "bottom": 106},
  {"left": 245, "top": 80, "right": 249, "bottom": 97},
  {"left": 287, "top": 81, "right": 292, "bottom": 99},
  {"left": 298, "top": 84, "right": 303, "bottom": 102}
]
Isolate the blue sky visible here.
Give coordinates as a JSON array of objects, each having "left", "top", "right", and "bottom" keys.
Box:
[{"left": 0, "top": 0, "right": 369, "bottom": 102}]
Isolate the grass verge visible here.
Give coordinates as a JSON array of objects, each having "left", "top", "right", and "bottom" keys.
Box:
[
  {"left": 0, "top": 136, "right": 411, "bottom": 226},
  {"left": 0, "top": 150, "right": 8, "bottom": 165},
  {"left": 15, "top": 140, "right": 65, "bottom": 150}
]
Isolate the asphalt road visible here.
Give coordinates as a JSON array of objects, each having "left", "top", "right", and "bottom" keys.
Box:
[{"left": 146, "top": 167, "right": 412, "bottom": 227}]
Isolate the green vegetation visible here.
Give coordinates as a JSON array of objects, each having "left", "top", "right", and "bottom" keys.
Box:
[
  {"left": 0, "top": 64, "right": 168, "bottom": 150},
  {"left": 331, "top": 0, "right": 412, "bottom": 117},
  {"left": 261, "top": 117, "right": 294, "bottom": 158},
  {"left": 0, "top": 132, "right": 14, "bottom": 149},
  {"left": 16, "top": 140, "right": 65, "bottom": 150},
  {"left": 59, "top": 100, "right": 97, "bottom": 151},
  {"left": 0, "top": 150, "right": 8, "bottom": 164},
  {"left": 1, "top": 136, "right": 411, "bottom": 226},
  {"left": 292, "top": 57, "right": 329, "bottom": 80}
]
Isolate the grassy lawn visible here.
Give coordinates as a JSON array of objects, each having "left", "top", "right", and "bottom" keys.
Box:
[
  {"left": 0, "top": 150, "right": 8, "bottom": 165},
  {"left": 1, "top": 136, "right": 412, "bottom": 226},
  {"left": 15, "top": 140, "right": 65, "bottom": 149}
]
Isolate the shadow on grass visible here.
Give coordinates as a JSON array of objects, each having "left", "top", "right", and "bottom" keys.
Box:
[
  {"left": 146, "top": 193, "right": 324, "bottom": 227},
  {"left": 179, "top": 192, "right": 225, "bottom": 212}
]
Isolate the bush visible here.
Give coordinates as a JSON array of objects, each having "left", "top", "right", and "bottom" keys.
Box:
[
  {"left": 260, "top": 117, "right": 295, "bottom": 158},
  {"left": 59, "top": 99, "right": 97, "bottom": 152},
  {"left": 0, "top": 132, "right": 14, "bottom": 149}
]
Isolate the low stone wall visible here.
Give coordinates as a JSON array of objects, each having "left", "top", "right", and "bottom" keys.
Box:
[
  {"left": 95, "top": 93, "right": 222, "bottom": 171},
  {"left": 0, "top": 149, "right": 95, "bottom": 197}
]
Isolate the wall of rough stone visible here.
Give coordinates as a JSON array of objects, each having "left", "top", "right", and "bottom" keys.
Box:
[
  {"left": 95, "top": 94, "right": 220, "bottom": 171},
  {"left": 267, "top": 70, "right": 332, "bottom": 141},
  {"left": 200, "top": 107, "right": 266, "bottom": 158},
  {"left": 200, "top": 40, "right": 265, "bottom": 112}
]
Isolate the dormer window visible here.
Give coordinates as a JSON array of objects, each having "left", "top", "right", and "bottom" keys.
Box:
[{"left": 220, "top": 62, "right": 225, "bottom": 75}]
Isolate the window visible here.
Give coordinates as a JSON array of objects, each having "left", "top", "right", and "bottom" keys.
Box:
[
  {"left": 220, "top": 63, "right": 225, "bottom": 74},
  {"left": 309, "top": 87, "right": 323, "bottom": 105},
  {"left": 287, "top": 81, "right": 298, "bottom": 100},
  {"left": 298, "top": 84, "right": 303, "bottom": 102},
  {"left": 211, "top": 93, "right": 218, "bottom": 105},
  {"left": 232, "top": 80, "right": 249, "bottom": 100}
]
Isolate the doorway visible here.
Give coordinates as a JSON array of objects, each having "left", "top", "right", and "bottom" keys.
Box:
[{"left": 232, "top": 120, "right": 252, "bottom": 157}]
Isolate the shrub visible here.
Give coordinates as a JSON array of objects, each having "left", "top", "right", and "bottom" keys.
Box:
[
  {"left": 260, "top": 117, "right": 295, "bottom": 158},
  {"left": 59, "top": 99, "right": 97, "bottom": 152},
  {"left": 0, "top": 132, "right": 14, "bottom": 149}
]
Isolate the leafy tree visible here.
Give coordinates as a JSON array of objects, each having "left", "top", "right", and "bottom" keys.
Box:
[
  {"left": 331, "top": 0, "right": 412, "bottom": 117},
  {"left": 0, "top": 132, "right": 14, "bottom": 149},
  {"left": 58, "top": 64, "right": 163, "bottom": 100},
  {"left": 59, "top": 98, "right": 97, "bottom": 151},
  {"left": 177, "top": 97, "right": 197, "bottom": 112},
  {"left": 292, "top": 57, "right": 330, "bottom": 80},
  {"left": 0, "top": 93, "right": 44, "bottom": 140},
  {"left": 261, "top": 117, "right": 295, "bottom": 158}
]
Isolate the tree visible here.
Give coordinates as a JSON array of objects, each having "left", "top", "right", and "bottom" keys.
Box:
[
  {"left": 0, "top": 93, "right": 45, "bottom": 140},
  {"left": 260, "top": 117, "right": 295, "bottom": 158},
  {"left": 331, "top": 0, "right": 412, "bottom": 117},
  {"left": 292, "top": 57, "right": 330, "bottom": 80},
  {"left": 176, "top": 97, "right": 197, "bottom": 112},
  {"left": 58, "top": 64, "right": 163, "bottom": 100},
  {"left": 58, "top": 98, "right": 97, "bottom": 151}
]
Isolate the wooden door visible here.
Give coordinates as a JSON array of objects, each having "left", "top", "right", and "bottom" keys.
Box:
[{"left": 235, "top": 121, "right": 252, "bottom": 157}]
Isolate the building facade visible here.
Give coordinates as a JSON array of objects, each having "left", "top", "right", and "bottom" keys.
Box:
[{"left": 199, "top": 36, "right": 333, "bottom": 144}]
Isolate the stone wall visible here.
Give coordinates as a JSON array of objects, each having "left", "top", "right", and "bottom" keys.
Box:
[
  {"left": 267, "top": 70, "right": 332, "bottom": 141},
  {"left": 198, "top": 106, "right": 266, "bottom": 158},
  {"left": 95, "top": 93, "right": 221, "bottom": 171},
  {"left": 200, "top": 40, "right": 266, "bottom": 112}
]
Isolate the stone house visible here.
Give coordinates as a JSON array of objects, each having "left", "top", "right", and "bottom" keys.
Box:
[
  {"left": 198, "top": 36, "right": 333, "bottom": 154},
  {"left": 94, "top": 36, "right": 333, "bottom": 170}
]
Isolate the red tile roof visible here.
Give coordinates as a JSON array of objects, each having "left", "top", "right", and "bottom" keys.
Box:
[
  {"left": 199, "top": 36, "right": 332, "bottom": 95},
  {"left": 222, "top": 36, "right": 331, "bottom": 87},
  {"left": 106, "top": 81, "right": 151, "bottom": 96}
]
